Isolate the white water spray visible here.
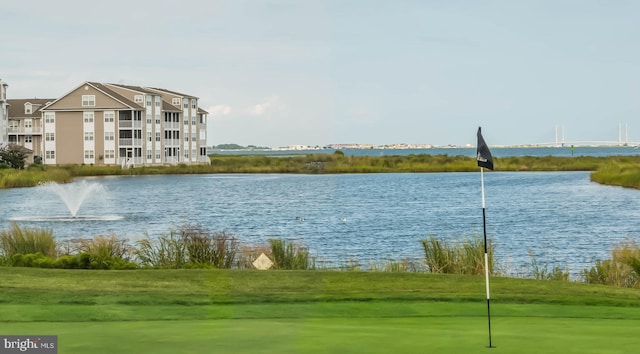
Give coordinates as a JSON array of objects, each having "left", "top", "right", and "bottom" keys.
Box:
[{"left": 40, "top": 181, "right": 105, "bottom": 218}]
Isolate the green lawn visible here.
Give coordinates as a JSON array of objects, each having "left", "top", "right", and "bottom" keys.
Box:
[{"left": 1, "top": 268, "right": 639, "bottom": 353}]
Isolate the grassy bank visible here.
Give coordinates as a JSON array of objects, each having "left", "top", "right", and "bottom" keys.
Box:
[
  {"left": 0, "top": 154, "right": 624, "bottom": 188},
  {"left": 1, "top": 268, "right": 640, "bottom": 353}
]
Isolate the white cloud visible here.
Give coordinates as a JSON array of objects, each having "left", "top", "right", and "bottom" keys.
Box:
[
  {"left": 208, "top": 104, "right": 232, "bottom": 117},
  {"left": 249, "top": 96, "right": 284, "bottom": 116}
]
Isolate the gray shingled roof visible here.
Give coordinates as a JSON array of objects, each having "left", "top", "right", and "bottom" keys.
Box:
[
  {"left": 7, "top": 99, "right": 55, "bottom": 118},
  {"left": 162, "top": 101, "right": 182, "bottom": 112},
  {"left": 87, "top": 82, "right": 142, "bottom": 109},
  {"left": 107, "top": 83, "right": 158, "bottom": 95},
  {"left": 146, "top": 87, "right": 197, "bottom": 99}
]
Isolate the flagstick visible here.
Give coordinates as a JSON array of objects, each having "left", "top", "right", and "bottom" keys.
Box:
[{"left": 481, "top": 167, "right": 494, "bottom": 348}]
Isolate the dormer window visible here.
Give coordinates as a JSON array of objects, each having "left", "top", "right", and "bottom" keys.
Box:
[
  {"left": 25, "top": 103, "right": 32, "bottom": 114},
  {"left": 172, "top": 98, "right": 181, "bottom": 106},
  {"left": 82, "top": 95, "right": 95, "bottom": 107},
  {"left": 134, "top": 95, "right": 144, "bottom": 104}
]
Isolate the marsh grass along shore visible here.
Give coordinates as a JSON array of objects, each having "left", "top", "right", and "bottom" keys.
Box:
[
  {"left": 2, "top": 153, "right": 640, "bottom": 189},
  {"left": 2, "top": 223, "right": 640, "bottom": 288}
]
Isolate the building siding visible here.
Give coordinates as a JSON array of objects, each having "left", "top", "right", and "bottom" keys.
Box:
[{"left": 38, "top": 81, "right": 208, "bottom": 167}]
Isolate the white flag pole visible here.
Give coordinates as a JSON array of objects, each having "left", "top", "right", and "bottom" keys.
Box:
[{"left": 481, "top": 166, "right": 494, "bottom": 348}]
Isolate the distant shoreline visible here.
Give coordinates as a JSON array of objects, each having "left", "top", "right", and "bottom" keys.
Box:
[{"left": 210, "top": 144, "right": 639, "bottom": 153}]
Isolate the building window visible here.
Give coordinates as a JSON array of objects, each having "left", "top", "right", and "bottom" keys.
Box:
[
  {"left": 25, "top": 104, "right": 32, "bottom": 114},
  {"left": 84, "top": 150, "right": 95, "bottom": 159},
  {"left": 183, "top": 101, "right": 188, "bottom": 109},
  {"left": 184, "top": 134, "right": 189, "bottom": 142},
  {"left": 155, "top": 96, "right": 161, "bottom": 107},
  {"left": 104, "top": 150, "right": 115, "bottom": 159},
  {"left": 24, "top": 120, "right": 32, "bottom": 128},
  {"left": 46, "top": 150, "right": 55, "bottom": 159},
  {"left": 191, "top": 99, "right": 196, "bottom": 109},
  {"left": 45, "top": 133, "right": 55, "bottom": 141},
  {"left": 155, "top": 150, "right": 161, "bottom": 159},
  {"left": 25, "top": 136, "right": 33, "bottom": 143},
  {"left": 82, "top": 95, "right": 95, "bottom": 107},
  {"left": 183, "top": 117, "right": 188, "bottom": 125},
  {"left": 147, "top": 132, "right": 152, "bottom": 142},
  {"left": 105, "top": 132, "right": 115, "bottom": 141},
  {"left": 155, "top": 114, "right": 160, "bottom": 125},
  {"left": 104, "top": 112, "right": 115, "bottom": 122},
  {"left": 155, "top": 132, "right": 160, "bottom": 142},
  {"left": 146, "top": 150, "right": 152, "bottom": 159},
  {"left": 172, "top": 98, "right": 181, "bottom": 106},
  {"left": 84, "top": 112, "right": 94, "bottom": 123},
  {"left": 191, "top": 116, "right": 196, "bottom": 125},
  {"left": 184, "top": 150, "right": 189, "bottom": 159},
  {"left": 134, "top": 95, "right": 143, "bottom": 104},
  {"left": 84, "top": 132, "right": 94, "bottom": 141},
  {"left": 45, "top": 113, "right": 55, "bottom": 124},
  {"left": 146, "top": 113, "right": 152, "bottom": 124},
  {"left": 191, "top": 132, "right": 196, "bottom": 142}
]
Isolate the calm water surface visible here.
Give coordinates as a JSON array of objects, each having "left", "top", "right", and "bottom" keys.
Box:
[{"left": 2, "top": 172, "right": 639, "bottom": 276}]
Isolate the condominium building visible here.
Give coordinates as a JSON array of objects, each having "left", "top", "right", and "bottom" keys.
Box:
[
  {"left": 40, "top": 82, "right": 208, "bottom": 167},
  {"left": 6, "top": 98, "right": 54, "bottom": 157},
  {"left": 0, "top": 79, "right": 8, "bottom": 147}
]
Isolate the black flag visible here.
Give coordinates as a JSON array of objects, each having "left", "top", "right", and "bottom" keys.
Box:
[{"left": 477, "top": 127, "right": 494, "bottom": 170}]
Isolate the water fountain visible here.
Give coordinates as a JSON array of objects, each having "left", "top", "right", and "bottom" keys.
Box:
[{"left": 40, "top": 180, "right": 106, "bottom": 218}]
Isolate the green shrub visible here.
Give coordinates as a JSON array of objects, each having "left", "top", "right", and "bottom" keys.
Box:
[
  {"left": 269, "top": 238, "right": 310, "bottom": 270},
  {"left": 0, "top": 223, "right": 56, "bottom": 257}
]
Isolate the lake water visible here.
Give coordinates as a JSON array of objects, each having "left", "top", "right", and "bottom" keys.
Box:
[{"left": 2, "top": 171, "right": 639, "bottom": 277}]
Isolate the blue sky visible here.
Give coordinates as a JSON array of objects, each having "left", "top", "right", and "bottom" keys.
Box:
[{"left": 2, "top": 0, "right": 640, "bottom": 147}]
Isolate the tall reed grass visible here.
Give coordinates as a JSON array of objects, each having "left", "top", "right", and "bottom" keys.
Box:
[
  {"left": 0, "top": 223, "right": 56, "bottom": 257},
  {"left": 181, "top": 226, "right": 238, "bottom": 268},
  {"left": 269, "top": 238, "right": 311, "bottom": 270},
  {"left": 135, "top": 231, "right": 188, "bottom": 268},
  {"left": 74, "top": 235, "right": 133, "bottom": 269},
  {"left": 420, "top": 235, "right": 494, "bottom": 275},
  {"left": 583, "top": 241, "right": 640, "bottom": 288},
  {"left": 0, "top": 168, "right": 72, "bottom": 188},
  {"left": 528, "top": 253, "right": 570, "bottom": 281},
  {"left": 2, "top": 155, "right": 640, "bottom": 189}
]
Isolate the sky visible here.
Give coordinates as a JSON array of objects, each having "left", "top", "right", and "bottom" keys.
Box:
[{"left": 2, "top": 0, "right": 640, "bottom": 148}]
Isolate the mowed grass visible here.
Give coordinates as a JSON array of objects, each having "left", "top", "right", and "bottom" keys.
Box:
[{"left": 1, "top": 268, "right": 640, "bottom": 353}]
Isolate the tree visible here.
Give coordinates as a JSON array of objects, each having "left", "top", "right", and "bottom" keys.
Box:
[{"left": 0, "top": 144, "right": 29, "bottom": 169}]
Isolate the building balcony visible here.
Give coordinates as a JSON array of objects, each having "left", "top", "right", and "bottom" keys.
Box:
[
  {"left": 8, "top": 127, "right": 42, "bottom": 134},
  {"left": 164, "top": 139, "right": 180, "bottom": 146},
  {"left": 163, "top": 122, "right": 181, "bottom": 130},
  {"left": 118, "top": 138, "right": 143, "bottom": 146}
]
